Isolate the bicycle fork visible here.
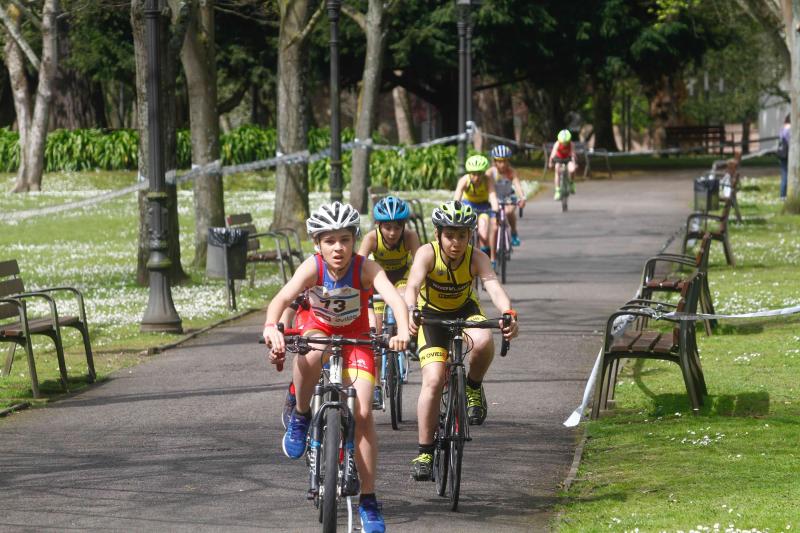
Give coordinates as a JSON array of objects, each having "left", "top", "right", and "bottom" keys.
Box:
[{"left": 307, "top": 385, "right": 359, "bottom": 499}]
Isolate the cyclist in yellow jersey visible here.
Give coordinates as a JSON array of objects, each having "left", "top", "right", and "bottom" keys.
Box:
[
  {"left": 454, "top": 154, "right": 499, "bottom": 267},
  {"left": 358, "top": 196, "right": 421, "bottom": 327},
  {"left": 404, "top": 200, "right": 518, "bottom": 481},
  {"left": 359, "top": 196, "right": 421, "bottom": 408}
]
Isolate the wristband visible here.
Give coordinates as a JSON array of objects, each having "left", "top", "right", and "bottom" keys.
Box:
[
  {"left": 503, "top": 309, "right": 517, "bottom": 319},
  {"left": 407, "top": 304, "right": 416, "bottom": 312},
  {"left": 264, "top": 323, "right": 277, "bottom": 329}
]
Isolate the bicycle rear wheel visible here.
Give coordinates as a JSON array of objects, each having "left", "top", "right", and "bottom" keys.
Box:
[
  {"left": 386, "top": 351, "right": 399, "bottom": 430},
  {"left": 321, "top": 408, "right": 340, "bottom": 532},
  {"left": 448, "top": 369, "right": 466, "bottom": 511}
]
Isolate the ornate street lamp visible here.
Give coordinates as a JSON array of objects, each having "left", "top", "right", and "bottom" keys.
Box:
[
  {"left": 141, "top": 0, "right": 182, "bottom": 333},
  {"left": 456, "top": 0, "right": 481, "bottom": 174},
  {"left": 328, "top": 0, "right": 343, "bottom": 203}
]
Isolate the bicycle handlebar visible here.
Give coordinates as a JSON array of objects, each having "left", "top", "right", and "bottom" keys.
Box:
[{"left": 412, "top": 309, "right": 513, "bottom": 356}]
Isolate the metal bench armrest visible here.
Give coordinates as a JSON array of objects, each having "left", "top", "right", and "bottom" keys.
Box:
[{"left": 30, "top": 286, "right": 88, "bottom": 323}]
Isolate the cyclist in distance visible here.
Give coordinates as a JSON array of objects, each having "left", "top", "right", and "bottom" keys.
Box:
[
  {"left": 403, "top": 201, "right": 519, "bottom": 481},
  {"left": 453, "top": 154, "right": 500, "bottom": 268},
  {"left": 487, "top": 145, "right": 526, "bottom": 247},
  {"left": 262, "top": 201, "right": 410, "bottom": 533},
  {"left": 358, "top": 195, "right": 421, "bottom": 405},
  {"left": 548, "top": 129, "right": 577, "bottom": 200}
]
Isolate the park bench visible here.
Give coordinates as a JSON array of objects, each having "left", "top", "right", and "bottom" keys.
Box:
[
  {"left": 0, "top": 259, "right": 96, "bottom": 399},
  {"left": 225, "top": 213, "right": 305, "bottom": 285},
  {"left": 681, "top": 176, "right": 738, "bottom": 267},
  {"left": 367, "top": 186, "right": 429, "bottom": 242},
  {"left": 665, "top": 125, "right": 728, "bottom": 155},
  {"left": 637, "top": 232, "right": 716, "bottom": 335},
  {"left": 541, "top": 141, "right": 612, "bottom": 180},
  {"left": 591, "top": 271, "right": 707, "bottom": 419}
]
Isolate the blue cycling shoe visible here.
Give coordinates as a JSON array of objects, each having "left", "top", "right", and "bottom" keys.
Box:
[
  {"left": 282, "top": 384, "right": 296, "bottom": 429},
  {"left": 282, "top": 409, "right": 310, "bottom": 459},
  {"left": 511, "top": 234, "right": 521, "bottom": 247},
  {"left": 358, "top": 496, "right": 386, "bottom": 533}
]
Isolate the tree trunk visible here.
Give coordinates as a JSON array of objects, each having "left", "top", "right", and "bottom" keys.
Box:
[
  {"left": 3, "top": 5, "right": 31, "bottom": 192},
  {"left": 591, "top": 82, "right": 618, "bottom": 152},
  {"left": 349, "top": 0, "right": 388, "bottom": 213},
  {"left": 179, "top": 0, "right": 224, "bottom": 267},
  {"left": 789, "top": 0, "right": 800, "bottom": 202},
  {"left": 132, "top": 0, "right": 187, "bottom": 286},
  {"left": 392, "top": 82, "right": 415, "bottom": 144},
  {"left": 273, "top": 0, "right": 312, "bottom": 234},
  {"left": 15, "top": 0, "right": 59, "bottom": 192},
  {"left": 51, "top": 15, "right": 107, "bottom": 129}
]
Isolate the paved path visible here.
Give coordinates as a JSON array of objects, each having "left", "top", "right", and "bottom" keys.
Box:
[{"left": 0, "top": 172, "right": 693, "bottom": 532}]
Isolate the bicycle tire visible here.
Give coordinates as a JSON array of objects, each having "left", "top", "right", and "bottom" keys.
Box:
[
  {"left": 321, "top": 408, "right": 340, "bottom": 533},
  {"left": 434, "top": 384, "right": 450, "bottom": 497},
  {"left": 387, "top": 351, "right": 399, "bottom": 430},
  {"left": 395, "top": 352, "right": 404, "bottom": 423},
  {"left": 499, "top": 222, "right": 508, "bottom": 284},
  {"left": 448, "top": 369, "right": 465, "bottom": 511}
]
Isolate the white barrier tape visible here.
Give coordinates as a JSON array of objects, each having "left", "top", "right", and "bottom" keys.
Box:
[{"left": 644, "top": 303, "right": 800, "bottom": 322}]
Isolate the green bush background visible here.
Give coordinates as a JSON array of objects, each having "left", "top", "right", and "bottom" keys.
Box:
[{"left": 0, "top": 126, "right": 460, "bottom": 191}]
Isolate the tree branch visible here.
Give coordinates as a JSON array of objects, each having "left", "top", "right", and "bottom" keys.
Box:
[
  {"left": 341, "top": 3, "right": 365, "bottom": 32},
  {"left": 284, "top": 0, "right": 323, "bottom": 49},
  {"left": 0, "top": 4, "right": 40, "bottom": 70},
  {"left": 736, "top": 0, "right": 790, "bottom": 69},
  {"left": 9, "top": 0, "right": 41, "bottom": 29},
  {"left": 218, "top": 81, "right": 249, "bottom": 114}
]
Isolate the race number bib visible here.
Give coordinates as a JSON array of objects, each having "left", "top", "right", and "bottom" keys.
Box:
[{"left": 309, "top": 285, "right": 362, "bottom": 327}]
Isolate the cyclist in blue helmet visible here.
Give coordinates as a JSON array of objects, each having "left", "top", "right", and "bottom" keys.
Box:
[
  {"left": 359, "top": 195, "right": 421, "bottom": 329},
  {"left": 488, "top": 145, "right": 526, "bottom": 247}
]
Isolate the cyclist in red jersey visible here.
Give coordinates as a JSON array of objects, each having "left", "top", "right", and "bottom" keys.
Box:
[
  {"left": 263, "top": 201, "right": 409, "bottom": 533},
  {"left": 548, "top": 129, "right": 577, "bottom": 200}
]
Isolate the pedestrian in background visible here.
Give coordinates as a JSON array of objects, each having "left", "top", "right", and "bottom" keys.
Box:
[{"left": 777, "top": 113, "right": 790, "bottom": 200}]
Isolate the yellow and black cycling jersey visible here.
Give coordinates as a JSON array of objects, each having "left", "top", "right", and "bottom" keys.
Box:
[
  {"left": 418, "top": 242, "right": 477, "bottom": 312},
  {"left": 463, "top": 176, "right": 489, "bottom": 204},
  {"left": 372, "top": 228, "right": 411, "bottom": 285}
]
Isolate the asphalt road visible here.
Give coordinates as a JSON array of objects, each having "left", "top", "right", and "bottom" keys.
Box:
[{"left": 0, "top": 171, "right": 694, "bottom": 532}]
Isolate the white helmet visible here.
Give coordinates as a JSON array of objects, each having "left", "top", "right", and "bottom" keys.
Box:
[{"left": 306, "top": 201, "right": 361, "bottom": 238}]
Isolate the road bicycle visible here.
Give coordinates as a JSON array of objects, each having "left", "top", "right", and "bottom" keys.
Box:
[
  {"left": 553, "top": 156, "right": 572, "bottom": 212},
  {"left": 371, "top": 296, "right": 410, "bottom": 430},
  {"left": 272, "top": 325, "right": 388, "bottom": 533},
  {"left": 412, "top": 309, "right": 512, "bottom": 511},
  {"left": 495, "top": 198, "right": 517, "bottom": 284}
]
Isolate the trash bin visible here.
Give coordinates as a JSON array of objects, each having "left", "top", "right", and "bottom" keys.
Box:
[
  {"left": 693, "top": 175, "right": 720, "bottom": 212},
  {"left": 207, "top": 227, "right": 249, "bottom": 310}
]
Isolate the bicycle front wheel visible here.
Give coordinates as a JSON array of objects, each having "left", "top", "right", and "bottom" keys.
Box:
[
  {"left": 447, "top": 369, "right": 466, "bottom": 511},
  {"left": 498, "top": 224, "right": 508, "bottom": 284},
  {"left": 386, "top": 351, "right": 399, "bottom": 430},
  {"left": 434, "top": 384, "right": 450, "bottom": 497},
  {"left": 321, "top": 408, "right": 340, "bottom": 532}
]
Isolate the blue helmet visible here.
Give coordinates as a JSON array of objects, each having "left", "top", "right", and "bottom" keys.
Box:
[
  {"left": 373, "top": 195, "right": 411, "bottom": 222},
  {"left": 490, "top": 145, "right": 512, "bottom": 159}
]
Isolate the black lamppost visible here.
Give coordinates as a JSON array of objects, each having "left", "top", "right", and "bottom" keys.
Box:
[
  {"left": 141, "top": 0, "right": 182, "bottom": 333},
  {"left": 328, "top": 0, "right": 343, "bottom": 203},
  {"left": 456, "top": 0, "right": 480, "bottom": 175}
]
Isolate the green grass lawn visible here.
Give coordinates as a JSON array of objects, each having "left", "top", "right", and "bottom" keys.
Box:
[
  {"left": 0, "top": 170, "right": 458, "bottom": 409},
  {"left": 555, "top": 176, "right": 800, "bottom": 531}
]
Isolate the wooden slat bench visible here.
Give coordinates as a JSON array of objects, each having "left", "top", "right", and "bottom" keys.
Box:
[
  {"left": 0, "top": 259, "right": 96, "bottom": 398},
  {"left": 681, "top": 174, "right": 739, "bottom": 266},
  {"left": 591, "top": 271, "right": 708, "bottom": 419},
  {"left": 637, "top": 232, "right": 716, "bottom": 335},
  {"left": 225, "top": 213, "right": 305, "bottom": 286}
]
